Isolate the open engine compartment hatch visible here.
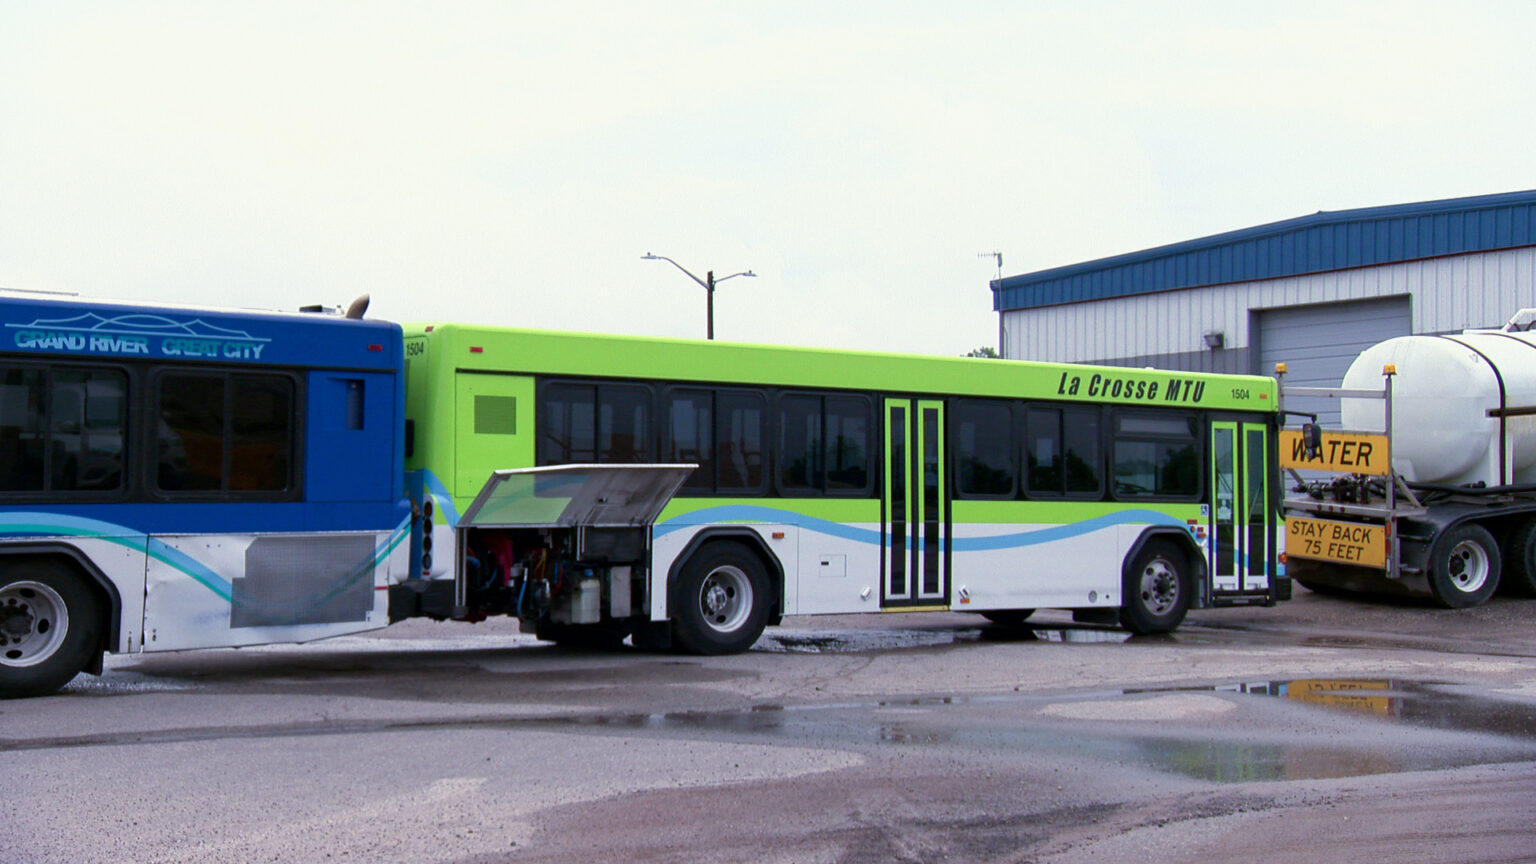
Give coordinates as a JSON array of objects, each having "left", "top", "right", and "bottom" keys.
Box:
[{"left": 458, "top": 463, "right": 697, "bottom": 529}]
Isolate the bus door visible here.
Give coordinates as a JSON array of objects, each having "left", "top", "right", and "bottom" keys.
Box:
[
  {"left": 1209, "top": 418, "right": 1275, "bottom": 599},
  {"left": 882, "top": 398, "right": 949, "bottom": 608}
]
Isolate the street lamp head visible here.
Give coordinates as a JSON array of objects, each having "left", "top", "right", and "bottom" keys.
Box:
[{"left": 641, "top": 253, "right": 754, "bottom": 340}]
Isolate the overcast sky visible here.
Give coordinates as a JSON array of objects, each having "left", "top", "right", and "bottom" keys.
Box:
[{"left": 4, "top": 1, "right": 1534, "bottom": 355}]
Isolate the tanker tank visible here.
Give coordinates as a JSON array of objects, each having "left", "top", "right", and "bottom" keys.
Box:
[{"left": 1339, "top": 327, "right": 1536, "bottom": 487}]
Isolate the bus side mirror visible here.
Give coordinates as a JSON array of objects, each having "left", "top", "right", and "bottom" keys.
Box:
[{"left": 1301, "top": 422, "right": 1322, "bottom": 459}]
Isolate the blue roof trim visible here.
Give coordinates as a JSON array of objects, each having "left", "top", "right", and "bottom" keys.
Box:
[{"left": 992, "top": 189, "right": 1536, "bottom": 312}]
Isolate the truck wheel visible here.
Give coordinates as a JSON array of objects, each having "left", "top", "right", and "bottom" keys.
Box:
[
  {"left": 1427, "top": 523, "right": 1501, "bottom": 608},
  {"left": 1118, "top": 540, "right": 1191, "bottom": 635},
  {"left": 1, "top": 561, "right": 103, "bottom": 699},
  {"left": 1500, "top": 519, "right": 1536, "bottom": 597},
  {"left": 672, "top": 542, "right": 770, "bottom": 655}
]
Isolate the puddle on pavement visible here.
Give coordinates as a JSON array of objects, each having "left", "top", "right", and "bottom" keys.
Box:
[
  {"left": 762, "top": 625, "right": 1132, "bottom": 653},
  {"left": 30, "top": 667, "right": 1536, "bottom": 787},
  {"left": 1105, "top": 679, "right": 1536, "bottom": 783},
  {"left": 1159, "top": 679, "right": 1536, "bottom": 741},
  {"left": 568, "top": 678, "right": 1536, "bottom": 785}
]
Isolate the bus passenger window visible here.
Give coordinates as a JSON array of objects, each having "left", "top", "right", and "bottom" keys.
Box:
[
  {"left": 158, "top": 374, "right": 224, "bottom": 491},
  {"left": 665, "top": 389, "right": 714, "bottom": 491},
  {"left": 156, "top": 371, "right": 296, "bottom": 495},
  {"left": 538, "top": 381, "right": 653, "bottom": 465},
  {"left": 954, "top": 401, "right": 1013, "bottom": 497},
  {"left": 52, "top": 369, "right": 127, "bottom": 492},
  {"left": 1111, "top": 413, "right": 1199, "bottom": 499},
  {"left": 1063, "top": 409, "right": 1101, "bottom": 494},
  {"left": 778, "top": 393, "right": 870, "bottom": 495},
  {"left": 778, "top": 395, "right": 821, "bottom": 492},
  {"left": 1025, "top": 407, "right": 1062, "bottom": 496},
  {"left": 0, "top": 368, "right": 46, "bottom": 491},
  {"left": 598, "top": 385, "right": 653, "bottom": 463},
  {"left": 825, "top": 396, "right": 869, "bottom": 491},
  {"left": 1025, "top": 405, "right": 1102, "bottom": 499},
  {"left": 230, "top": 376, "right": 293, "bottom": 491},
  {"left": 539, "top": 383, "right": 596, "bottom": 464},
  {"left": 716, "top": 391, "right": 765, "bottom": 493}
]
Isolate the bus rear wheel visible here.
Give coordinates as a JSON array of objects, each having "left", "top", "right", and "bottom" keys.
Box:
[
  {"left": 1119, "top": 540, "right": 1191, "bottom": 635},
  {"left": 672, "top": 542, "right": 770, "bottom": 655},
  {"left": 1, "top": 561, "right": 102, "bottom": 699}
]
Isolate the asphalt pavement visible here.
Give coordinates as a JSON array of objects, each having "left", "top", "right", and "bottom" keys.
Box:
[{"left": 5, "top": 589, "right": 1536, "bottom": 863}]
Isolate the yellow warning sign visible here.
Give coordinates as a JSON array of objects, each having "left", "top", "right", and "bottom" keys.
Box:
[
  {"left": 1285, "top": 516, "right": 1388, "bottom": 568},
  {"left": 1279, "top": 429, "right": 1391, "bottom": 475}
]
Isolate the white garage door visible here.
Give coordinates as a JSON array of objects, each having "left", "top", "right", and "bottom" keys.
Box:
[{"left": 1258, "top": 297, "right": 1411, "bottom": 430}]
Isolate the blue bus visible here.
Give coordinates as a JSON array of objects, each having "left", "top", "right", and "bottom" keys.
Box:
[{"left": 0, "top": 292, "right": 410, "bottom": 696}]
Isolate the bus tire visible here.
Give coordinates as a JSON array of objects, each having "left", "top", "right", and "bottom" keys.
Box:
[
  {"left": 1500, "top": 518, "right": 1536, "bottom": 597},
  {"left": 1118, "top": 540, "right": 1191, "bottom": 635},
  {"left": 1, "top": 560, "right": 103, "bottom": 699},
  {"left": 1427, "top": 523, "right": 1501, "bottom": 609},
  {"left": 980, "top": 609, "right": 1036, "bottom": 628},
  {"left": 671, "top": 542, "right": 769, "bottom": 655}
]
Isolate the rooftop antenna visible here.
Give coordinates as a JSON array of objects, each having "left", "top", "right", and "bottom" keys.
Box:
[
  {"left": 979, "top": 251, "right": 1003, "bottom": 281},
  {"left": 980, "top": 252, "right": 1005, "bottom": 358}
]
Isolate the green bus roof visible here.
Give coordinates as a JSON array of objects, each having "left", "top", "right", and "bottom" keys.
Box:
[{"left": 405, "top": 323, "right": 1277, "bottom": 413}]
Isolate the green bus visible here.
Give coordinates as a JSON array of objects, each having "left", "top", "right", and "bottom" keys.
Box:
[{"left": 397, "top": 324, "right": 1285, "bottom": 654}]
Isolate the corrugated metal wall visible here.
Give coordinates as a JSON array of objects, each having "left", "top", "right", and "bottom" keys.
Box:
[{"left": 1001, "top": 247, "right": 1536, "bottom": 372}]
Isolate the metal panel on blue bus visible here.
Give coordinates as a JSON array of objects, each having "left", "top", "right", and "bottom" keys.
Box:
[{"left": 230, "top": 534, "right": 376, "bottom": 627}]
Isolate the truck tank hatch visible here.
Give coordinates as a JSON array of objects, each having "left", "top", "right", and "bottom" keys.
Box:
[{"left": 458, "top": 464, "right": 696, "bottom": 529}]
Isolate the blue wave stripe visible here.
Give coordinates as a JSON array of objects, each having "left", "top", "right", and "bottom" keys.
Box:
[
  {"left": 658, "top": 505, "right": 881, "bottom": 544},
  {"left": 1, "top": 512, "right": 411, "bottom": 604},
  {"left": 656, "top": 505, "right": 1191, "bottom": 551},
  {"left": 1, "top": 512, "right": 233, "bottom": 599},
  {"left": 952, "top": 510, "right": 1189, "bottom": 551}
]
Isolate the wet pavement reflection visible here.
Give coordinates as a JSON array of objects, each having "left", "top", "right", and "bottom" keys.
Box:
[{"left": 566, "top": 677, "right": 1536, "bottom": 785}]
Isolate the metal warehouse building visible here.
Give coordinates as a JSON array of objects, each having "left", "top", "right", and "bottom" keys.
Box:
[{"left": 991, "top": 189, "right": 1536, "bottom": 424}]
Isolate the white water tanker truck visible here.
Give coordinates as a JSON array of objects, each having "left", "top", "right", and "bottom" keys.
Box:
[{"left": 1279, "top": 309, "right": 1536, "bottom": 608}]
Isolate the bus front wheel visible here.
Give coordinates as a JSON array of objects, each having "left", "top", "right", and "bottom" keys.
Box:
[
  {"left": 1119, "top": 541, "right": 1191, "bottom": 635},
  {"left": 0, "top": 561, "right": 103, "bottom": 698},
  {"left": 672, "top": 542, "right": 770, "bottom": 655}
]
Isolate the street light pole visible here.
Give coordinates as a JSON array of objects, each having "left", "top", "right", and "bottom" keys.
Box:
[{"left": 642, "top": 253, "right": 756, "bottom": 340}]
